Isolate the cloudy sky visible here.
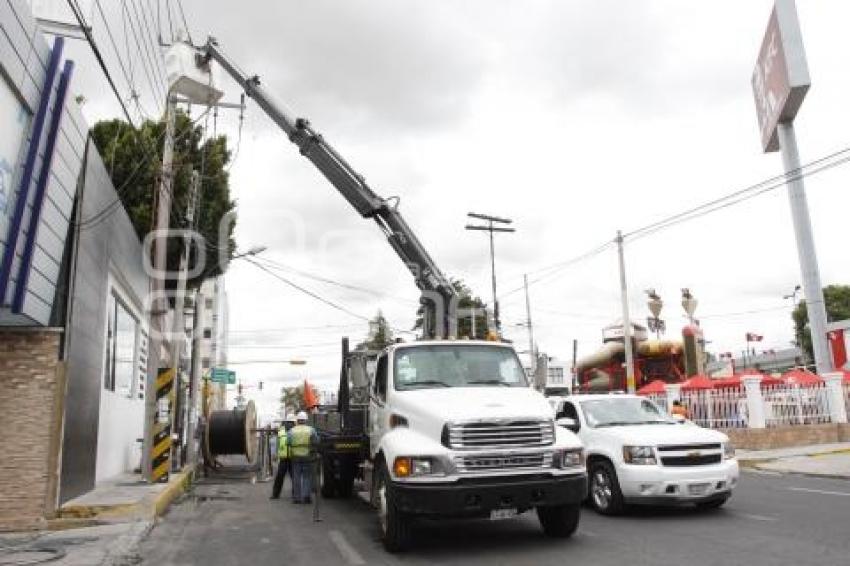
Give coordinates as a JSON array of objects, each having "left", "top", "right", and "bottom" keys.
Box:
[{"left": 34, "top": 0, "right": 850, "bottom": 419}]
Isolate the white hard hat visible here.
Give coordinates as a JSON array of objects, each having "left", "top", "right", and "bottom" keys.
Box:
[{"left": 296, "top": 411, "right": 308, "bottom": 421}]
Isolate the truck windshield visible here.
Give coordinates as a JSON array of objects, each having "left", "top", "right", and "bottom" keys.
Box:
[
  {"left": 580, "top": 397, "right": 674, "bottom": 428},
  {"left": 393, "top": 345, "right": 528, "bottom": 390}
]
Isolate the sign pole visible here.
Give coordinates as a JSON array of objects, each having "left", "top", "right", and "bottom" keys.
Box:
[
  {"left": 616, "top": 231, "right": 636, "bottom": 393},
  {"left": 777, "top": 122, "right": 830, "bottom": 373}
]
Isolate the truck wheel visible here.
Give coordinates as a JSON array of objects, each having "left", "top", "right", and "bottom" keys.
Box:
[
  {"left": 376, "top": 463, "right": 412, "bottom": 552},
  {"left": 335, "top": 459, "right": 355, "bottom": 498},
  {"left": 589, "top": 460, "right": 624, "bottom": 515},
  {"left": 320, "top": 456, "right": 337, "bottom": 498},
  {"left": 537, "top": 503, "right": 581, "bottom": 538}
]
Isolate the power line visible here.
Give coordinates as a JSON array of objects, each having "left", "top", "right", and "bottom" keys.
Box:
[
  {"left": 624, "top": 146, "right": 850, "bottom": 243},
  {"left": 699, "top": 305, "right": 790, "bottom": 320},
  {"left": 251, "top": 256, "right": 418, "bottom": 305},
  {"left": 229, "top": 323, "right": 364, "bottom": 334},
  {"left": 501, "top": 240, "right": 615, "bottom": 298},
  {"left": 175, "top": 0, "right": 194, "bottom": 45},
  {"left": 243, "top": 257, "right": 372, "bottom": 322}
]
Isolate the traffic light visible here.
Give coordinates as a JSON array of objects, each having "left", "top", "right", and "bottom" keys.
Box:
[{"left": 258, "top": 381, "right": 263, "bottom": 391}]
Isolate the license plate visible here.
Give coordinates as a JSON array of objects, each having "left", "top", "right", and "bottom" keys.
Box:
[
  {"left": 490, "top": 508, "right": 517, "bottom": 521},
  {"left": 688, "top": 483, "right": 710, "bottom": 496}
]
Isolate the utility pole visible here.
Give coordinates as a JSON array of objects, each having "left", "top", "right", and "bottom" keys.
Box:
[
  {"left": 187, "top": 287, "right": 204, "bottom": 469},
  {"left": 143, "top": 94, "right": 177, "bottom": 483},
  {"left": 465, "top": 212, "right": 515, "bottom": 332},
  {"left": 170, "top": 170, "right": 200, "bottom": 468},
  {"left": 523, "top": 274, "right": 535, "bottom": 375},
  {"left": 571, "top": 339, "right": 578, "bottom": 392},
  {"left": 616, "top": 231, "right": 636, "bottom": 394}
]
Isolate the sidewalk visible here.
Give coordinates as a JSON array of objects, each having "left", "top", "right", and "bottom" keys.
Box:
[
  {"left": 0, "top": 469, "right": 194, "bottom": 565},
  {"left": 737, "top": 442, "right": 850, "bottom": 480}
]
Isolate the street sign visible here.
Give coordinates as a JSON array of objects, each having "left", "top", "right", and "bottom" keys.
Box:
[
  {"left": 210, "top": 367, "right": 236, "bottom": 384},
  {"left": 751, "top": 0, "right": 810, "bottom": 153}
]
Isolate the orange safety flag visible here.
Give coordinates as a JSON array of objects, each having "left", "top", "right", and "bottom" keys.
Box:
[{"left": 303, "top": 379, "right": 319, "bottom": 409}]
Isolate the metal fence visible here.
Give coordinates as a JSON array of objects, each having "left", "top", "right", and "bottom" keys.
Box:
[
  {"left": 679, "top": 387, "right": 749, "bottom": 429},
  {"left": 761, "top": 383, "right": 832, "bottom": 427}
]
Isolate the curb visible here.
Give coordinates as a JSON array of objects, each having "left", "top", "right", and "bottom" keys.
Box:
[{"left": 55, "top": 467, "right": 195, "bottom": 527}]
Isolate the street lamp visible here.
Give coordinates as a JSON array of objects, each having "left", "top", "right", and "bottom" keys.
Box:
[
  {"left": 784, "top": 284, "right": 802, "bottom": 352},
  {"left": 465, "top": 212, "right": 515, "bottom": 331},
  {"left": 232, "top": 245, "right": 268, "bottom": 260},
  {"left": 645, "top": 288, "right": 665, "bottom": 339}
]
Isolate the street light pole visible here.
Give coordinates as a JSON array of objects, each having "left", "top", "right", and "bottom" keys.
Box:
[
  {"left": 784, "top": 284, "right": 802, "bottom": 354},
  {"left": 465, "top": 212, "right": 515, "bottom": 332},
  {"left": 616, "top": 231, "right": 636, "bottom": 394}
]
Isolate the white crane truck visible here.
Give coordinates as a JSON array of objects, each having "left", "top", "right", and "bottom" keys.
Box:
[{"left": 198, "top": 38, "right": 587, "bottom": 551}]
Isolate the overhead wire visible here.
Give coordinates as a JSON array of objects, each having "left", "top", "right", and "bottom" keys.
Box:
[{"left": 175, "top": 0, "right": 194, "bottom": 45}]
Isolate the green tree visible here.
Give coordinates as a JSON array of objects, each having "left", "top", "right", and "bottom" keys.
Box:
[
  {"left": 414, "top": 278, "right": 489, "bottom": 339},
  {"left": 355, "top": 310, "right": 394, "bottom": 351},
  {"left": 792, "top": 284, "right": 850, "bottom": 361},
  {"left": 90, "top": 111, "right": 237, "bottom": 289},
  {"left": 280, "top": 385, "right": 305, "bottom": 415}
]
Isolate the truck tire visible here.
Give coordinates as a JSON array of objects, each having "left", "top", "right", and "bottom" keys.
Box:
[
  {"left": 376, "top": 463, "right": 412, "bottom": 552},
  {"left": 537, "top": 503, "right": 581, "bottom": 538},
  {"left": 588, "top": 460, "right": 625, "bottom": 515},
  {"left": 335, "top": 459, "right": 355, "bottom": 498},
  {"left": 320, "top": 456, "right": 337, "bottom": 498}
]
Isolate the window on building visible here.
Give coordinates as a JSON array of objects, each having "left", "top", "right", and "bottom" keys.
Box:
[
  {"left": 104, "top": 292, "right": 139, "bottom": 397},
  {"left": 548, "top": 367, "right": 565, "bottom": 384},
  {"left": 202, "top": 357, "right": 211, "bottom": 369},
  {"left": 205, "top": 298, "right": 214, "bottom": 309},
  {"left": 203, "top": 328, "right": 212, "bottom": 339},
  {"left": 0, "top": 74, "right": 31, "bottom": 215}
]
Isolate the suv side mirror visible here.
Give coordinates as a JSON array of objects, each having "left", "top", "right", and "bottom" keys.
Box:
[{"left": 556, "top": 417, "right": 579, "bottom": 433}]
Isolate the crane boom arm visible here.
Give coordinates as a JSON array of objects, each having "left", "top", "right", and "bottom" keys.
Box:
[{"left": 201, "top": 38, "right": 458, "bottom": 337}]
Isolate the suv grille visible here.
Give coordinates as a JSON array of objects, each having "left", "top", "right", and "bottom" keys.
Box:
[
  {"left": 657, "top": 443, "right": 722, "bottom": 467},
  {"left": 455, "top": 452, "right": 552, "bottom": 473},
  {"left": 447, "top": 420, "right": 555, "bottom": 450}
]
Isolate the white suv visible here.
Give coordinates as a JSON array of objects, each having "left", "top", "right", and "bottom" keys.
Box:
[{"left": 553, "top": 394, "right": 739, "bottom": 514}]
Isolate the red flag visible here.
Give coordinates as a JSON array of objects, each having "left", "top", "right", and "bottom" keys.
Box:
[
  {"left": 828, "top": 329, "right": 848, "bottom": 370},
  {"left": 746, "top": 332, "right": 763, "bottom": 342}
]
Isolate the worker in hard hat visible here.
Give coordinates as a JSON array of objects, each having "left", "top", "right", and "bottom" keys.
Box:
[
  {"left": 287, "top": 411, "right": 319, "bottom": 503},
  {"left": 270, "top": 415, "right": 297, "bottom": 500}
]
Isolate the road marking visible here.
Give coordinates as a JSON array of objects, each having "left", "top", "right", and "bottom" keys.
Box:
[
  {"left": 787, "top": 487, "right": 850, "bottom": 497},
  {"left": 578, "top": 529, "right": 598, "bottom": 537},
  {"left": 730, "top": 511, "right": 777, "bottom": 522},
  {"left": 329, "top": 530, "right": 366, "bottom": 565}
]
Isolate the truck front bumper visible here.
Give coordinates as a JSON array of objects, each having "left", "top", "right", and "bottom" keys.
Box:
[{"left": 391, "top": 472, "right": 587, "bottom": 518}]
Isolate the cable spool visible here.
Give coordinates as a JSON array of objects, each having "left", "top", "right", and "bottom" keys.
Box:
[{"left": 205, "top": 401, "right": 257, "bottom": 463}]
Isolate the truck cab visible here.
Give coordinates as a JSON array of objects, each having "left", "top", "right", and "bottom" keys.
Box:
[{"left": 365, "top": 340, "right": 586, "bottom": 551}]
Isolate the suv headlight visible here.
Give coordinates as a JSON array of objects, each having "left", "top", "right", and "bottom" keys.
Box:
[
  {"left": 553, "top": 448, "right": 584, "bottom": 469},
  {"left": 723, "top": 442, "right": 736, "bottom": 460},
  {"left": 393, "top": 456, "right": 445, "bottom": 478},
  {"left": 623, "top": 445, "right": 657, "bottom": 465}
]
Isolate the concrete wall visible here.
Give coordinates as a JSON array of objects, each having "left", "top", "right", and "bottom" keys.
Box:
[
  {"left": 0, "top": 330, "right": 63, "bottom": 531},
  {"left": 60, "top": 145, "right": 150, "bottom": 503},
  {"left": 724, "top": 423, "right": 850, "bottom": 450}
]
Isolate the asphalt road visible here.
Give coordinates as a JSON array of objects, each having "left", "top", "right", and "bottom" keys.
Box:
[{"left": 140, "top": 467, "right": 850, "bottom": 566}]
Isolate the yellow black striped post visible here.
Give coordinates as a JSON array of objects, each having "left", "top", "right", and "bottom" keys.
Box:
[{"left": 152, "top": 367, "right": 176, "bottom": 483}]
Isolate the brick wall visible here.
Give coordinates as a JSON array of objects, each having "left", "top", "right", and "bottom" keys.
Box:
[
  {"left": 0, "top": 330, "right": 63, "bottom": 531},
  {"left": 724, "top": 423, "right": 850, "bottom": 450}
]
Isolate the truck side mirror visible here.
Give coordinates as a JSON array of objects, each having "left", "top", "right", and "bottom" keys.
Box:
[{"left": 556, "top": 417, "right": 579, "bottom": 433}]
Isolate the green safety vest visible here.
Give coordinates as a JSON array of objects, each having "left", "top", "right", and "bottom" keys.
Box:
[
  {"left": 277, "top": 428, "right": 290, "bottom": 460},
  {"left": 289, "top": 424, "right": 314, "bottom": 458}
]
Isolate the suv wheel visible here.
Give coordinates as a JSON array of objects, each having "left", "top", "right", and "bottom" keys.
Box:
[{"left": 589, "top": 460, "right": 624, "bottom": 515}]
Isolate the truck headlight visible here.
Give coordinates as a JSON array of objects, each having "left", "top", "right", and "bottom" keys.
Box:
[
  {"left": 554, "top": 448, "right": 584, "bottom": 469},
  {"left": 723, "top": 442, "right": 736, "bottom": 460},
  {"left": 623, "top": 446, "right": 657, "bottom": 465},
  {"left": 393, "top": 456, "right": 443, "bottom": 478}
]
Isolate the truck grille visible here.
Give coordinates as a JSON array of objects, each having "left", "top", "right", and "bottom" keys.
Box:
[
  {"left": 455, "top": 452, "right": 552, "bottom": 473},
  {"left": 446, "top": 420, "right": 555, "bottom": 450},
  {"left": 657, "top": 443, "right": 722, "bottom": 467}
]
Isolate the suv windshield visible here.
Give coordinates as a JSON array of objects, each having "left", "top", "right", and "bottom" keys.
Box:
[
  {"left": 580, "top": 397, "right": 674, "bottom": 428},
  {"left": 393, "top": 345, "right": 528, "bottom": 390}
]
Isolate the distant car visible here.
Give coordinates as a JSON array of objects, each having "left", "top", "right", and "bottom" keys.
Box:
[{"left": 553, "top": 394, "right": 738, "bottom": 514}]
